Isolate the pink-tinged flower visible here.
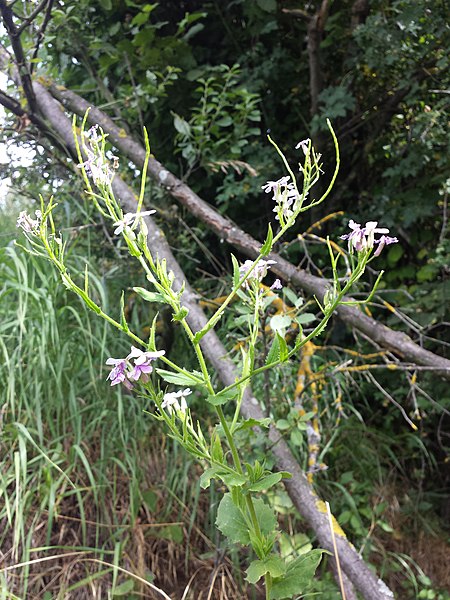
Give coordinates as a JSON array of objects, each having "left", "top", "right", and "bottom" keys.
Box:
[
  {"left": 113, "top": 210, "right": 156, "bottom": 235},
  {"left": 126, "top": 346, "right": 165, "bottom": 383},
  {"left": 239, "top": 259, "right": 277, "bottom": 286},
  {"left": 270, "top": 279, "right": 282, "bottom": 290},
  {"left": 341, "top": 219, "right": 398, "bottom": 255},
  {"left": 105, "top": 358, "right": 128, "bottom": 386},
  {"left": 373, "top": 235, "right": 399, "bottom": 257},
  {"left": 295, "top": 138, "right": 311, "bottom": 155},
  {"left": 340, "top": 219, "right": 365, "bottom": 251},
  {"left": 161, "top": 388, "right": 192, "bottom": 415},
  {"left": 17, "top": 210, "right": 41, "bottom": 234}
]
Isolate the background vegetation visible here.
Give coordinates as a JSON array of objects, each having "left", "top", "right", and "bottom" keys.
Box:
[{"left": 0, "top": 0, "right": 449, "bottom": 598}]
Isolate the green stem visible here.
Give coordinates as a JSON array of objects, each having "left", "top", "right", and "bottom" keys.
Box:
[{"left": 265, "top": 572, "right": 272, "bottom": 600}]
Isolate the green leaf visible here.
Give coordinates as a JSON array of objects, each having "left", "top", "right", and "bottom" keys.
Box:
[
  {"left": 261, "top": 223, "right": 273, "bottom": 256},
  {"left": 270, "top": 549, "right": 325, "bottom": 599},
  {"left": 172, "top": 306, "right": 189, "bottom": 321},
  {"left": 270, "top": 314, "right": 292, "bottom": 334},
  {"left": 275, "top": 419, "right": 290, "bottom": 431},
  {"left": 155, "top": 368, "right": 201, "bottom": 386},
  {"left": 216, "top": 493, "right": 277, "bottom": 545},
  {"left": 246, "top": 556, "right": 286, "bottom": 584},
  {"left": 231, "top": 254, "right": 241, "bottom": 288},
  {"left": 266, "top": 335, "right": 280, "bottom": 364},
  {"left": 256, "top": 0, "right": 277, "bottom": 12},
  {"left": 200, "top": 467, "right": 221, "bottom": 489},
  {"left": 216, "top": 116, "right": 232, "bottom": 127},
  {"left": 119, "top": 291, "right": 129, "bottom": 332},
  {"left": 173, "top": 114, "right": 191, "bottom": 136},
  {"left": 277, "top": 333, "right": 289, "bottom": 362},
  {"left": 248, "top": 472, "right": 283, "bottom": 492},
  {"left": 133, "top": 287, "right": 166, "bottom": 303},
  {"left": 234, "top": 417, "right": 271, "bottom": 431},
  {"left": 206, "top": 388, "right": 237, "bottom": 406},
  {"left": 295, "top": 312, "right": 316, "bottom": 325},
  {"left": 283, "top": 287, "right": 303, "bottom": 308},
  {"left": 221, "top": 472, "right": 247, "bottom": 487},
  {"left": 112, "top": 579, "right": 134, "bottom": 596},
  {"left": 98, "top": 0, "right": 112, "bottom": 9}
]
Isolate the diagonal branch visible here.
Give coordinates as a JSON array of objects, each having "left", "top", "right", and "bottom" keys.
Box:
[
  {"left": 45, "top": 82, "right": 450, "bottom": 380},
  {"left": 0, "top": 0, "right": 37, "bottom": 113}
]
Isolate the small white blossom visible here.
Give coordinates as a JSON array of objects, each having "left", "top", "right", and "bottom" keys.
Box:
[
  {"left": 113, "top": 210, "right": 156, "bottom": 235},
  {"left": 161, "top": 388, "right": 192, "bottom": 415},
  {"left": 295, "top": 138, "right": 311, "bottom": 155},
  {"left": 16, "top": 210, "right": 41, "bottom": 234}
]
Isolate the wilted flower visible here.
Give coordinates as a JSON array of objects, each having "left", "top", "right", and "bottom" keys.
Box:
[
  {"left": 295, "top": 138, "right": 311, "bottom": 155},
  {"left": 239, "top": 259, "right": 276, "bottom": 286},
  {"left": 161, "top": 388, "right": 192, "bottom": 415},
  {"left": 113, "top": 210, "right": 156, "bottom": 235},
  {"left": 17, "top": 210, "right": 41, "bottom": 234}
]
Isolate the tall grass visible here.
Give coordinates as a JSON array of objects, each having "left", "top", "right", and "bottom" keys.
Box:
[{"left": 0, "top": 245, "right": 245, "bottom": 599}]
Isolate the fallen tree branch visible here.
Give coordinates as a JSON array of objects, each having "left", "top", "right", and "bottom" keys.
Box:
[{"left": 45, "top": 82, "right": 450, "bottom": 380}]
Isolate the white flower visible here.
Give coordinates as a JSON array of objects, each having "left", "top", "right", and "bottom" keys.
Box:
[
  {"left": 16, "top": 210, "right": 41, "bottom": 234},
  {"left": 161, "top": 388, "right": 192, "bottom": 415},
  {"left": 239, "top": 259, "right": 276, "bottom": 286},
  {"left": 295, "top": 138, "right": 311, "bottom": 155},
  {"left": 113, "top": 210, "right": 156, "bottom": 235}
]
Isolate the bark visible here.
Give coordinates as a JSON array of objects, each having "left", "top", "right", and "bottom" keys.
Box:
[
  {"left": 25, "top": 80, "right": 397, "bottom": 599},
  {"left": 44, "top": 82, "right": 450, "bottom": 380}
]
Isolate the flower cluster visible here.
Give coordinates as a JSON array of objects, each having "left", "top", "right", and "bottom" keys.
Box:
[
  {"left": 17, "top": 210, "right": 42, "bottom": 234},
  {"left": 341, "top": 220, "right": 398, "bottom": 256},
  {"left": 161, "top": 388, "right": 192, "bottom": 415},
  {"left": 106, "top": 346, "right": 165, "bottom": 389},
  {"left": 77, "top": 126, "right": 119, "bottom": 187},
  {"left": 262, "top": 176, "right": 300, "bottom": 223}
]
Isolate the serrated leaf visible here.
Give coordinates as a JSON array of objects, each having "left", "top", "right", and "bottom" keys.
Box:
[
  {"left": 270, "top": 549, "right": 325, "bottom": 599},
  {"left": 248, "top": 472, "right": 283, "bottom": 492},
  {"left": 156, "top": 368, "right": 201, "bottom": 386},
  {"left": 172, "top": 307, "right": 189, "bottom": 321},
  {"left": 206, "top": 388, "right": 237, "bottom": 406},
  {"left": 266, "top": 335, "right": 280, "bottom": 364},
  {"left": 231, "top": 254, "right": 240, "bottom": 288},
  {"left": 147, "top": 313, "right": 158, "bottom": 351},
  {"left": 261, "top": 223, "right": 273, "bottom": 256},
  {"left": 133, "top": 287, "right": 166, "bottom": 303},
  {"left": 234, "top": 418, "right": 271, "bottom": 432},
  {"left": 216, "top": 493, "right": 277, "bottom": 545},
  {"left": 200, "top": 467, "right": 220, "bottom": 489},
  {"left": 119, "top": 291, "right": 129, "bottom": 332},
  {"left": 278, "top": 333, "right": 289, "bottom": 362}
]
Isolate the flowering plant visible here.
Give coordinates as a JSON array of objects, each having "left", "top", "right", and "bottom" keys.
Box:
[{"left": 16, "top": 115, "right": 397, "bottom": 599}]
